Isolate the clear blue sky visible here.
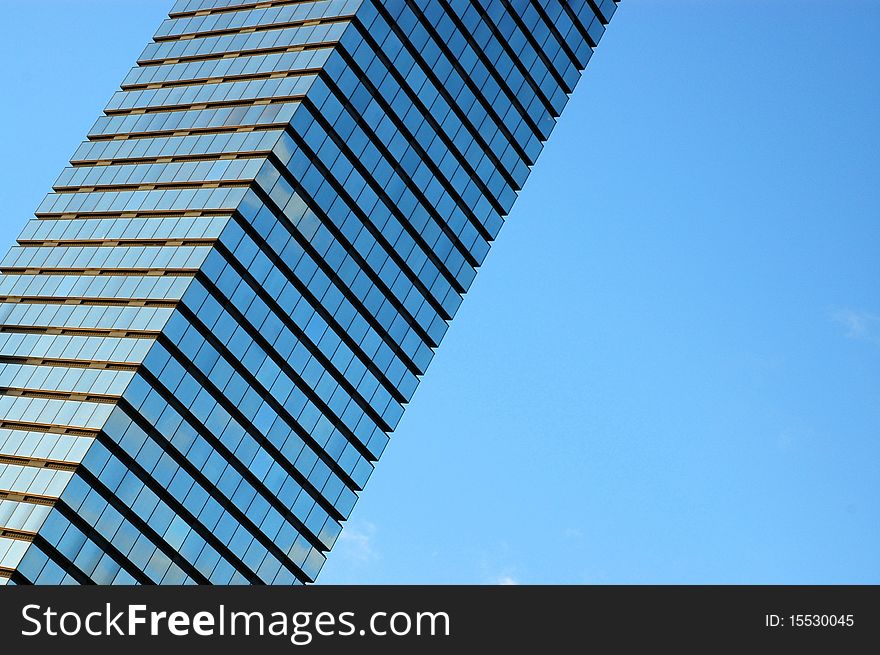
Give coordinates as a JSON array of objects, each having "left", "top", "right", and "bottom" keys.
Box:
[{"left": 1, "top": 1, "right": 877, "bottom": 584}]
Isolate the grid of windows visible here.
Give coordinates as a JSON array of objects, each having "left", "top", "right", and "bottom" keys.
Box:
[{"left": 0, "top": 0, "right": 617, "bottom": 586}]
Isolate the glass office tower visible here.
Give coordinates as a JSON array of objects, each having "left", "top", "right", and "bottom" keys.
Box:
[{"left": 0, "top": 0, "right": 618, "bottom": 584}]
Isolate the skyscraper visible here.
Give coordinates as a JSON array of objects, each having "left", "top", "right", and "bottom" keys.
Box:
[{"left": 0, "top": 0, "right": 618, "bottom": 585}]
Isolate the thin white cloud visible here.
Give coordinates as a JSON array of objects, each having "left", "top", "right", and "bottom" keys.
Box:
[
  {"left": 831, "top": 308, "right": 880, "bottom": 345},
  {"left": 563, "top": 527, "right": 583, "bottom": 540},
  {"left": 495, "top": 575, "right": 519, "bottom": 585},
  {"left": 477, "top": 542, "right": 522, "bottom": 585},
  {"left": 336, "top": 521, "right": 378, "bottom": 563}
]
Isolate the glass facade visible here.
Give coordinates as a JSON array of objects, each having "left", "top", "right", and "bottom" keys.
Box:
[{"left": 0, "top": 0, "right": 618, "bottom": 585}]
